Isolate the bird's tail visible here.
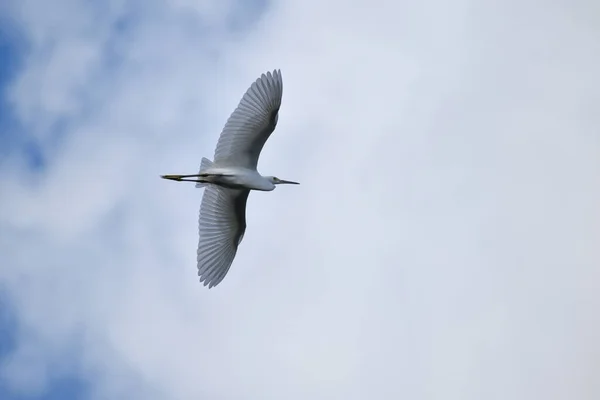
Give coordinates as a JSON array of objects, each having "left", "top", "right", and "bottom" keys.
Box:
[{"left": 195, "top": 157, "right": 214, "bottom": 188}]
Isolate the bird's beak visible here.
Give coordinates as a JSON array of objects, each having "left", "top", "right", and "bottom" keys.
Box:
[{"left": 278, "top": 179, "right": 299, "bottom": 185}]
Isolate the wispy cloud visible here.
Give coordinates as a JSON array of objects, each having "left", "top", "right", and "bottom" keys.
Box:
[{"left": 1, "top": 0, "right": 599, "bottom": 399}]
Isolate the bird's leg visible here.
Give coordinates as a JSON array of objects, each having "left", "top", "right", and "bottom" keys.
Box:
[
  {"left": 176, "top": 178, "right": 209, "bottom": 183},
  {"left": 161, "top": 174, "right": 206, "bottom": 182},
  {"left": 161, "top": 173, "right": 229, "bottom": 183}
]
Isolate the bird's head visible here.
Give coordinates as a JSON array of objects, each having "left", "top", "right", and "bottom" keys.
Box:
[{"left": 268, "top": 176, "right": 300, "bottom": 187}]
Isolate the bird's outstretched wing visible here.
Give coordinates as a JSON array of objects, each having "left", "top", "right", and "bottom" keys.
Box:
[
  {"left": 212, "top": 69, "right": 283, "bottom": 170},
  {"left": 197, "top": 185, "right": 250, "bottom": 288}
]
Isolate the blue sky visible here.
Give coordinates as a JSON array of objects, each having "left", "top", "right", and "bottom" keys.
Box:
[
  {"left": 0, "top": 21, "right": 43, "bottom": 171},
  {"left": 0, "top": 24, "right": 85, "bottom": 400},
  {"left": 1, "top": 0, "right": 599, "bottom": 399},
  {"left": 0, "top": 2, "right": 275, "bottom": 398},
  {"left": 0, "top": 27, "right": 23, "bottom": 160}
]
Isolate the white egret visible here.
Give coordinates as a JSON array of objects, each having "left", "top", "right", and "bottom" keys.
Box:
[{"left": 161, "top": 69, "right": 299, "bottom": 288}]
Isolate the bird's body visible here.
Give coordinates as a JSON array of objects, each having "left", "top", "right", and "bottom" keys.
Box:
[
  {"left": 193, "top": 164, "right": 277, "bottom": 191},
  {"left": 161, "top": 69, "right": 298, "bottom": 288}
]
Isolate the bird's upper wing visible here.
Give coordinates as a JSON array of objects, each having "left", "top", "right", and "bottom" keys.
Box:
[
  {"left": 212, "top": 69, "right": 283, "bottom": 170},
  {"left": 197, "top": 185, "right": 250, "bottom": 288}
]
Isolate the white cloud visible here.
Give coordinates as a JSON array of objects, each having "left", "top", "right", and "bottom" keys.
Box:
[{"left": 1, "top": 0, "right": 599, "bottom": 399}]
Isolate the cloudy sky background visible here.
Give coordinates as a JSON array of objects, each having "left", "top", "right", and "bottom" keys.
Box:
[{"left": 1, "top": 0, "right": 599, "bottom": 399}]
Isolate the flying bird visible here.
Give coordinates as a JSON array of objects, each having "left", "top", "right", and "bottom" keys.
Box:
[{"left": 161, "top": 69, "right": 299, "bottom": 288}]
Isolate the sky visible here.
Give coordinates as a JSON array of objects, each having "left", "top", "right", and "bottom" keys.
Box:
[{"left": 0, "top": 0, "right": 599, "bottom": 399}]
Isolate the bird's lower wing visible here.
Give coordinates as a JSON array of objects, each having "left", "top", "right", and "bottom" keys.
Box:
[{"left": 197, "top": 186, "right": 250, "bottom": 288}]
